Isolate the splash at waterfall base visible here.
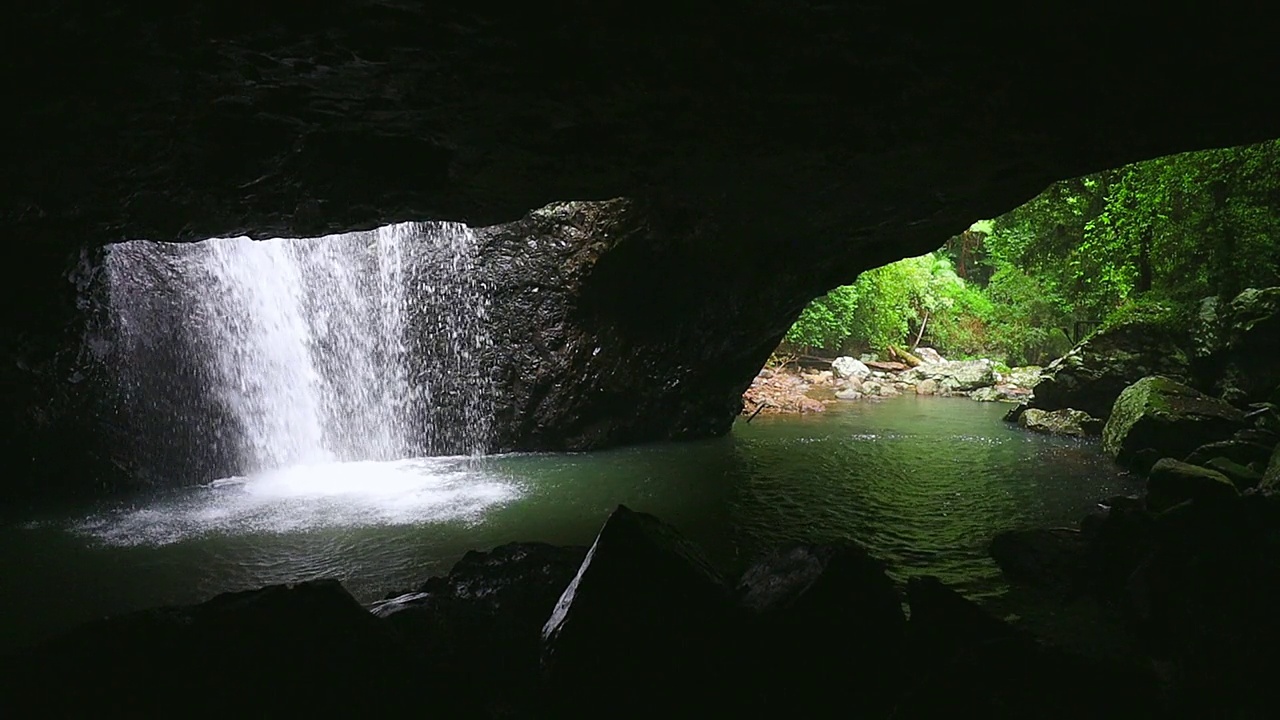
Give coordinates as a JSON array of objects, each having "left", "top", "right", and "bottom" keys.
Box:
[{"left": 5, "top": 506, "right": 1167, "bottom": 719}]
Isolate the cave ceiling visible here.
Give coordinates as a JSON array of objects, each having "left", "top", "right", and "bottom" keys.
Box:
[{"left": 3, "top": 2, "right": 1278, "bottom": 282}]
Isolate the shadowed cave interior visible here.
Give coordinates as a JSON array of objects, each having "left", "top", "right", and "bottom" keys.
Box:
[{"left": 3, "top": 3, "right": 1280, "bottom": 718}]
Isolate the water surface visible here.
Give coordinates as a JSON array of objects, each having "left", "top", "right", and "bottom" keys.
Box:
[{"left": 0, "top": 396, "right": 1138, "bottom": 652}]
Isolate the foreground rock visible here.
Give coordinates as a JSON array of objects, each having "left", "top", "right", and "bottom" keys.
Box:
[
  {"left": 374, "top": 542, "right": 587, "bottom": 716},
  {"left": 1030, "top": 318, "right": 1191, "bottom": 420},
  {"left": 540, "top": 505, "right": 735, "bottom": 715},
  {"left": 1145, "top": 458, "right": 1239, "bottom": 512},
  {"left": 735, "top": 544, "right": 905, "bottom": 716},
  {"left": 1102, "top": 376, "right": 1245, "bottom": 468},
  {"left": 5, "top": 580, "right": 410, "bottom": 715},
  {"left": 896, "top": 577, "right": 1161, "bottom": 718},
  {"left": 1017, "top": 407, "right": 1101, "bottom": 437}
]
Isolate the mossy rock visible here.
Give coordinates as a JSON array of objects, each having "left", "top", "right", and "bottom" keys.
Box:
[
  {"left": 1146, "top": 458, "right": 1238, "bottom": 512},
  {"left": 1102, "top": 376, "right": 1245, "bottom": 467},
  {"left": 1017, "top": 408, "right": 1100, "bottom": 437}
]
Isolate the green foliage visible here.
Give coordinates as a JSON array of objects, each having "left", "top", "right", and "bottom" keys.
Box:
[{"left": 785, "top": 138, "right": 1280, "bottom": 366}]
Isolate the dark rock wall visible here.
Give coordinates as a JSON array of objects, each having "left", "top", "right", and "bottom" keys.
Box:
[
  {"left": 479, "top": 198, "right": 817, "bottom": 451},
  {"left": 4, "top": 2, "right": 1280, "bottom": 498}
]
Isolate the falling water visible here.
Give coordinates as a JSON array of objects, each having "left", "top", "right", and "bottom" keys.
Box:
[{"left": 102, "top": 222, "right": 492, "bottom": 481}]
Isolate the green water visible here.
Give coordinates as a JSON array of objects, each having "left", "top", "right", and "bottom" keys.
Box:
[{"left": 0, "top": 396, "right": 1139, "bottom": 652}]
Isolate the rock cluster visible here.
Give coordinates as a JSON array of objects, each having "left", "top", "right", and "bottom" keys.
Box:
[{"left": 4, "top": 506, "right": 1163, "bottom": 718}]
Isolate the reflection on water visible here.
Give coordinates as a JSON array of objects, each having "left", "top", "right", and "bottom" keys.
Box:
[{"left": 0, "top": 396, "right": 1139, "bottom": 652}]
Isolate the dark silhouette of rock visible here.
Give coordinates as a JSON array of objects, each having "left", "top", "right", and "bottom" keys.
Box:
[
  {"left": 989, "top": 527, "right": 1092, "bottom": 594},
  {"left": 734, "top": 543, "right": 906, "bottom": 715},
  {"left": 1146, "top": 458, "right": 1239, "bottom": 512},
  {"left": 897, "top": 576, "right": 1163, "bottom": 718},
  {"left": 373, "top": 542, "right": 588, "bottom": 717},
  {"left": 3, "top": 580, "right": 410, "bottom": 716},
  {"left": 539, "top": 505, "right": 734, "bottom": 716}
]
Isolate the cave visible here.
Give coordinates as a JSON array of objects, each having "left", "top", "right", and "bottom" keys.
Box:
[{"left": 4, "top": 3, "right": 1280, "bottom": 717}]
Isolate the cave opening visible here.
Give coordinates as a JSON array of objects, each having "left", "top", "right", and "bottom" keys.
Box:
[{"left": 6, "top": 3, "right": 1280, "bottom": 715}]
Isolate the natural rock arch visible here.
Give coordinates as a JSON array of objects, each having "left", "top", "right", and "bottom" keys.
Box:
[{"left": 4, "top": 2, "right": 1280, "bottom": 498}]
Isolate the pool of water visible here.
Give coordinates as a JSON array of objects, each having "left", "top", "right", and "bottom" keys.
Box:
[{"left": 0, "top": 396, "right": 1140, "bottom": 652}]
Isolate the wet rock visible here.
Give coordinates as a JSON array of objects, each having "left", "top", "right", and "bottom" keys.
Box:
[
  {"left": 1018, "top": 407, "right": 1101, "bottom": 437},
  {"left": 1201, "top": 457, "right": 1264, "bottom": 491},
  {"left": 916, "top": 378, "right": 940, "bottom": 395},
  {"left": 1146, "top": 458, "right": 1238, "bottom": 512},
  {"left": 989, "top": 528, "right": 1091, "bottom": 594},
  {"left": 1102, "top": 376, "right": 1245, "bottom": 467},
  {"left": 897, "top": 577, "right": 1162, "bottom": 719},
  {"left": 1003, "top": 402, "right": 1029, "bottom": 423},
  {"left": 835, "top": 388, "right": 862, "bottom": 400},
  {"left": 540, "top": 505, "right": 733, "bottom": 715},
  {"left": 1030, "top": 320, "right": 1191, "bottom": 420},
  {"left": 734, "top": 543, "right": 905, "bottom": 715},
  {"left": 832, "top": 356, "right": 871, "bottom": 380}
]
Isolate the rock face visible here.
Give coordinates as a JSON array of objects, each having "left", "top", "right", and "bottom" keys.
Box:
[
  {"left": 1102, "top": 376, "right": 1245, "bottom": 467},
  {"left": 1030, "top": 319, "right": 1191, "bottom": 420},
  {"left": 1017, "top": 407, "right": 1101, "bottom": 437},
  {"left": 482, "top": 200, "right": 809, "bottom": 450}
]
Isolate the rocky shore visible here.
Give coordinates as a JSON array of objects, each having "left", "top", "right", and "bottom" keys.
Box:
[{"left": 742, "top": 348, "right": 1039, "bottom": 418}]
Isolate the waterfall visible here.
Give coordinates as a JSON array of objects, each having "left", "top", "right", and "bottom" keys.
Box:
[{"left": 102, "top": 222, "right": 492, "bottom": 482}]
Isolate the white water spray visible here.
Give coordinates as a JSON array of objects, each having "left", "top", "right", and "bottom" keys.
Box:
[{"left": 103, "top": 222, "right": 493, "bottom": 480}]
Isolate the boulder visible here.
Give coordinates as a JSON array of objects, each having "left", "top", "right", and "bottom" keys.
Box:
[
  {"left": 1206, "top": 287, "right": 1280, "bottom": 404},
  {"left": 1102, "top": 376, "right": 1245, "bottom": 467},
  {"left": 1018, "top": 407, "right": 1101, "bottom": 437},
  {"left": 835, "top": 388, "right": 862, "bottom": 400},
  {"left": 1145, "top": 458, "right": 1238, "bottom": 512},
  {"left": 540, "top": 505, "right": 733, "bottom": 714},
  {"left": 1121, "top": 493, "right": 1280, "bottom": 715},
  {"left": 900, "top": 359, "right": 997, "bottom": 392},
  {"left": 373, "top": 542, "right": 587, "bottom": 715},
  {"left": 897, "top": 577, "right": 1161, "bottom": 718},
  {"left": 1030, "top": 319, "right": 1191, "bottom": 420},
  {"left": 5, "top": 580, "right": 406, "bottom": 715},
  {"left": 1201, "top": 457, "right": 1264, "bottom": 491},
  {"left": 831, "top": 356, "right": 871, "bottom": 380},
  {"left": 734, "top": 544, "right": 905, "bottom": 715},
  {"left": 916, "top": 378, "right": 940, "bottom": 395},
  {"left": 1184, "top": 439, "right": 1275, "bottom": 468},
  {"left": 1006, "top": 365, "right": 1044, "bottom": 389},
  {"left": 989, "top": 528, "right": 1091, "bottom": 593},
  {"left": 914, "top": 347, "right": 946, "bottom": 364}
]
